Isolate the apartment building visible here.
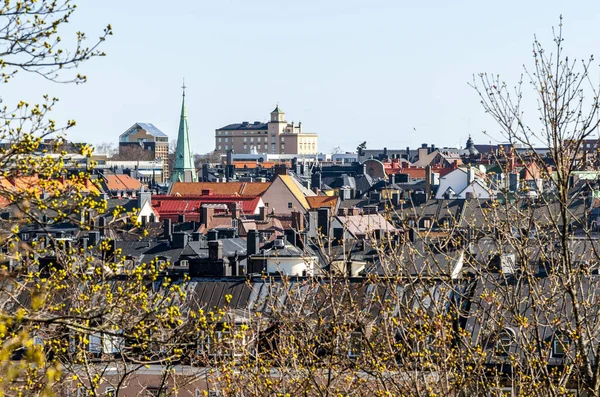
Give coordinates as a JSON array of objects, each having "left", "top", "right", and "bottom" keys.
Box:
[
  {"left": 119, "top": 122, "right": 169, "bottom": 182},
  {"left": 215, "top": 106, "right": 318, "bottom": 155}
]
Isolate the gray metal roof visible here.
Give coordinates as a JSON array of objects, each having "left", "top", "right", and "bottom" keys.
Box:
[
  {"left": 120, "top": 122, "right": 168, "bottom": 139},
  {"left": 136, "top": 122, "right": 168, "bottom": 137}
]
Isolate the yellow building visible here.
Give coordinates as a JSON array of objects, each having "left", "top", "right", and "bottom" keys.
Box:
[{"left": 215, "top": 106, "right": 318, "bottom": 155}]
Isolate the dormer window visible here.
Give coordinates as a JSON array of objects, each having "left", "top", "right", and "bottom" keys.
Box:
[
  {"left": 495, "top": 328, "right": 516, "bottom": 356},
  {"left": 552, "top": 332, "right": 570, "bottom": 358}
]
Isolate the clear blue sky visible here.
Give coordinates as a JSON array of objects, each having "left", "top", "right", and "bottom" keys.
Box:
[{"left": 5, "top": 0, "right": 600, "bottom": 154}]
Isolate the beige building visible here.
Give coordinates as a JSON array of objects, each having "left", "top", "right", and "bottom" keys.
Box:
[
  {"left": 119, "top": 122, "right": 170, "bottom": 182},
  {"left": 215, "top": 106, "right": 318, "bottom": 155}
]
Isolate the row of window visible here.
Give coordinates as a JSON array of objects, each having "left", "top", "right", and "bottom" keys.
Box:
[
  {"left": 95, "top": 387, "right": 222, "bottom": 397},
  {"left": 495, "top": 328, "right": 570, "bottom": 358}
]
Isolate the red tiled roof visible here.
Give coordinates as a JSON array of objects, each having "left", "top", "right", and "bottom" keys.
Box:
[
  {"left": 170, "top": 182, "right": 270, "bottom": 196},
  {"left": 151, "top": 195, "right": 262, "bottom": 221},
  {"left": 385, "top": 167, "right": 427, "bottom": 179}
]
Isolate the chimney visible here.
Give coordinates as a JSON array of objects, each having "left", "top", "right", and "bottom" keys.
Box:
[
  {"left": 273, "top": 164, "right": 287, "bottom": 176},
  {"left": 247, "top": 229, "right": 260, "bottom": 256},
  {"left": 88, "top": 231, "right": 100, "bottom": 246},
  {"left": 425, "top": 165, "right": 432, "bottom": 199},
  {"left": 200, "top": 206, "right": 215, "bottom": 228},
  {"left": 284, "top": 229, "right": 297, "bottom": 246},
  {"left": 163, "top": 219, "right": 172, "bottom": 240},
  {"left": 258, "top": 206, "right": 267, "bottom": 222},
  {"left": 208, "top": 240, "right": 223, "bottom": 261},
  {"left": 317, "top": 207, "right": 330, "bottom": 238},
  {"left": 207, "top": 229, "right": 218, "bottom": 241},
  {"left": 391, "top": 193, "right": 400, "bottom": 207},
  {"left": 98, "top": 216, "right": 106, "bottom": 237},
  {"left": 311, "top": 172, "right": 322, "bottom": 190},
  {"left": 202, "top": 163, "right": 209, "bottom": 182},
  {"left": 291, "top": 211, "right": 304, "bottom": 231},
  {"left": 172, "top": 232, "right": 189, "bottom": 249},
  {"left": 467, "top": 166, "right": 475, "bottom": 184},
  {"left": 191, "top": 232, "right": 202, "bottom": 241},
  {"left": 408, "top": 228, "right": 416, "bottom": 243},
  {"left": 230, "top": 202, "right": 240, "bottom": 220}
]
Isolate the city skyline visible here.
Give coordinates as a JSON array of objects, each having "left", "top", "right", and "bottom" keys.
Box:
[{"left": 2, "top": 0, "right": 599, "bottom": 154}]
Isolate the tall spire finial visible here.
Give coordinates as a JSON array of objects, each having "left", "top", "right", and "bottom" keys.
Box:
[{"left": 182, "top": 77, "right": 186, "bottom": 97}]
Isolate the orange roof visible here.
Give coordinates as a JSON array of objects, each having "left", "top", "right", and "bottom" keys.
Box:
[
  {"left": 232, "top": 161, "right": 291, "bottom": 170},
  {"left": 385, "top": 167, "right": 428, "bottom": 179},
  {"left": 170, "top": 182, "right": 271, "bottom": 196},
  {"left": 104, "top": 174, "right": 142, "bottom": 191},
  {"left": 0, "top": 174, "right": 99, "bottom": 207},
  {"left": 306, "top": 196, "right": 339, "bottom": 210}
]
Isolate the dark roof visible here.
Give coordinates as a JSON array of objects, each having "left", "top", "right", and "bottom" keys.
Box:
[
  {"left": 354, "top": 174, "right": 374, "bottom": 193},
  {"left": 216, "top": 122, "right": 268, "bottom": 131}
]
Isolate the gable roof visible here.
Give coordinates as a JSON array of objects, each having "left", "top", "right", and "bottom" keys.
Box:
[
  {"left": 120, "top": 122, "right": 168, "bottom": 139},
  {"left": 277, "top": 175, "right": 310, "bottom": 210}
]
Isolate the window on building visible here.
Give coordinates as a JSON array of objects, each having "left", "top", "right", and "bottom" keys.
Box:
[
  {"left": 224, "top": 131, "right": 228, "bottom": 135},
  {"left": 225, "top": 145, "right": 228, "bottom": 150},
  {"left": 218, "top": 145, "right": 222, "bottom": 150},
  {"left": 495, "top": 328, "right": 515, "bottom": 356},
  {"left": 199, "top": 329, "right": 247, "bottom": 357},
  {"left": 348, "top": 332, "right": 362, "bottom": 358},
  {"left": 244, "top": 137, "right": 247, "bottom": 142},
  {"left": 250, "top": 137, "right": 254, "bottom": 142},
  {"left": 103, "top": 331, "right": 124, "bottom": 354},
  {"left": 224, "top": 137, "right": 229, "bottom": 142},
  {"left": 287, "top": 202, "right": 293, "bottom": 209},
  {"left": 552, "top": 332, "right": 570, "bottom": 358},
  {"left": 281, "top": 137, "right": 285, "bottom": 142},
  {"left": 145, "top": 387, "right": 167, "bottom": 397},
  {"left": 89, "top": 333, "right": 102, "bottom": 353},
  {"left": 218, "top": 137, "right": 221, "bottom": 142}
]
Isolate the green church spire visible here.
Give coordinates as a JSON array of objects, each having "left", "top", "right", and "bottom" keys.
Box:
[{"left": 171, "top": 79, "right": 197, "bottom": 182}]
